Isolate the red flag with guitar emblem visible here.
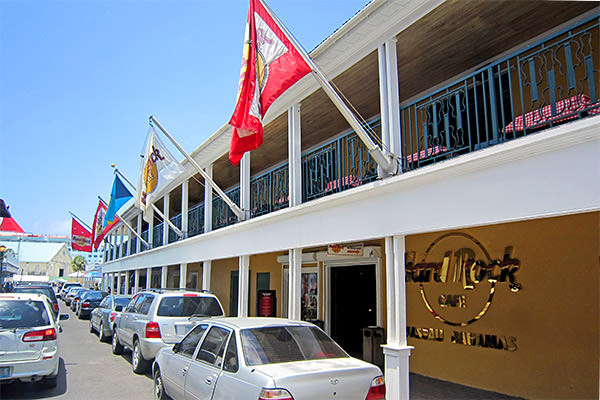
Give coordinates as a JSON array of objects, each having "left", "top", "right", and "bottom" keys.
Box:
[
  {"left": 71, "top": 217, "right": 92, "bottom": 252},
  {"left": 229, "top": 0, "right": 312, "bottom": 165}
]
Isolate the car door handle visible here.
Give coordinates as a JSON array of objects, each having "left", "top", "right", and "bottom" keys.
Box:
[
  {"left": 204, "top": 376, "right": 213, "bottom": 386},
  {"left": 182, "top": 367, "right": 188, "bottom": 376}
]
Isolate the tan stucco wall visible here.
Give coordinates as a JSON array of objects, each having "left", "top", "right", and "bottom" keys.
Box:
[{"left": 405, "top": 212, "right": 599, "bottom": 399}]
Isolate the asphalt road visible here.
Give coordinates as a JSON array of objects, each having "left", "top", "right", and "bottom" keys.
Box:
[{"left": 0, "top": 300, "right": 155, "bottom": 400}]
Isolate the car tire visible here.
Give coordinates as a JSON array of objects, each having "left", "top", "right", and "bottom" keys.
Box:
[
  {"left": 77, "top": 310, "right": 83, "bottom": 320},
  {"left": 98, "top": 322, "right": 109, "bottom": 342},
  {"left": 132, "top": 339, "right": 150, "bottom": 374},
  {"left": 40, "top": 375, "right": 57, "bottom": 389},
  {"left": 89, "top": 319, "right": 95, "bottom": 333},
  {"left": 112, "top": 330, "right": 124, "bottom": 355},
  {"left": 153, "top": 368, "right": 169, "bottom": 400}
]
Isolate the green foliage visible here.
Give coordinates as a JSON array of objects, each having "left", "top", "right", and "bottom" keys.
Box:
[{"left": 71, "top": 255, "right": 86, "bottom": 272}]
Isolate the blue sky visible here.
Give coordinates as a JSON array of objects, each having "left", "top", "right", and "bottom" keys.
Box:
[{"left": 0, "top": 0, "right": 369, "bottom": 236}]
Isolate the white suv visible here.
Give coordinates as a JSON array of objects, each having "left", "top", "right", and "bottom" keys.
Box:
[
  {"left": 112, "top": 289, "right": 224, "bottom": 374},
  {"left": 0, "top": 293, "right": 69, "bottom": 388}
]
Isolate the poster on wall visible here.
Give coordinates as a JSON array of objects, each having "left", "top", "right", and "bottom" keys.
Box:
[
  {"left": 257, "top": 290, "right": 276, "bottom": 317},
  {"left": 301, "top": 272, "right": 318, "bottom": 321}
]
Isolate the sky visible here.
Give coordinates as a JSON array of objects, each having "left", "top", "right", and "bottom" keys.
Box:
[{"left": 0, "top": 0, "right": 370, "bottom": 237}]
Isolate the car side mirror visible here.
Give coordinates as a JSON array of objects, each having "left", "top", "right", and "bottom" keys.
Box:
[
  {"left": 115, "top": 305, "right": 123, "bottom": 312},
  {"left": 173, "top": 343, "right": 181, "bottom": 353},
  {"left": 59, "top": 314, "right": 69, "bottom": 321}
]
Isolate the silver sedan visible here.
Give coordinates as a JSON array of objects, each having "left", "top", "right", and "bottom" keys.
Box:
[
  {"left": 89, "top": 295, "right": 132, "bottom": 342},
  {"left": 152, "top": 318, "right": 385, "bottom": 400}
]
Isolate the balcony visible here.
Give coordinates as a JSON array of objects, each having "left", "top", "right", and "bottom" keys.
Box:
[{"left": 111, "top": 14, "right": 598, "bottom": 258}]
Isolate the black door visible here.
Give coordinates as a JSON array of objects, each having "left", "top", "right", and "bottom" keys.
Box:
[{"left": 330, "top": 264, "right": 376, "bottom": 358}]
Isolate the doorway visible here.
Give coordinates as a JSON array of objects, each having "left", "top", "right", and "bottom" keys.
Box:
[{"left": 329, "top": 264, "right": 377, "bottom": 358}]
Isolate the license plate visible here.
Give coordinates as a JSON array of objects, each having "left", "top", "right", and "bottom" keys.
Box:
[{"left": 0, "top": 367, "right": 11, "bottom": 379}]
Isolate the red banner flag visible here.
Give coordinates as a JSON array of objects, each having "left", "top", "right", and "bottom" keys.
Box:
[
  {"left": 92, "top": 199, "right": 119, "bottom": 250},
  {"left": 71, "top": 217, "right": 92, "bottom": 252},
  {"left": 229, "top": 0, "right": 312, "bottom": 165}
]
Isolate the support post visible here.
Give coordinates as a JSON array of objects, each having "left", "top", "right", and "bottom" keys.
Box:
[
  {"left": 179, "top": 264, "right": 188, "bottom": 289},
  {"left": 204, "top": 165, "right": 213, "bottom": 233},
  {"left": 288, "top": 103, "right": 302, "bottom": 207},
  {"left": 161, "top": 266, "right": 168, "bottom": 289},
  {"left": 146, "top": 267, "right": 152, "bottom": 289},
  {"left": 181, "top": 180, "right": 189, "bottom": 237},
  {"left": 202, "top": 260, "right": 212, "bottom": 291},
  {"left": 238, "top": 255, "right": 250, "bottom": 317},
  {"left": 288, "top": 248, "right": 302, "bottom": 320},
  {"left": 133, "top": 269, "right": 139, "bottom": 294}
]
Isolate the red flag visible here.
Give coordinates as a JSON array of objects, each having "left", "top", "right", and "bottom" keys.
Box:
[
  {"left": 92, "top": 199, "right": 119, "bottom": 250},
  {"left": 71, "top": 218, "right": 92, "bottom": 252},
  {"left": 229, "top": 0, "right": 312, "bottom": 165}
]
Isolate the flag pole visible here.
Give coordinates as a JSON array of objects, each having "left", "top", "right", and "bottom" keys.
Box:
[
  {"left": 69, "top": 211, "right": 92, "bottom": 231},
  {"left": 149, "top": 115, "right": 247, "bottom": 221},
  {"left": 113, "top": 167, "right": 185, "bottom": 239},
  {"left": 100, "top": 195, "right": 151, "bottom": 250},
  {"left": 257, "top": 0, "right": 398, "bottom": 176}
]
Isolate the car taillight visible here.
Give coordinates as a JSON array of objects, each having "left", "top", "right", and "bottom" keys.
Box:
[
  {"left": 365, "top": 376, "right": 385, "bottom": 400},
  {"left": 82, "top": 302, "right": 91, "bottom": 308},
  {"left": 109, "top": 312, "right": 117, "bottom": 322},
  {"left": 258, "top": 388, "right": 294, "bottom": 400},
  {"left": 53, "top": 303, "right": 59, "bottom": 312},
  {"left": 23, "top": 328, "right": 57, "bottom": 342},
  {"left": 145, "top": 321, "right": 161, "bottom": 339}
]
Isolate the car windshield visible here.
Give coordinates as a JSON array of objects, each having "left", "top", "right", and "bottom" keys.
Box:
[
  {"left": 240, "top": 326, "right": 348, "bottom": 366},
  {"left": 0, "top": 300, "right": 51, "bottom": 329},
  {"left": 84, "top": 291, "right": 106, "bottom": 300},
  {"left": 156, "top": 296, "right": 223, "bottom": 317},
  {"left": 114, "top": 298, "right": 132, "bottom": 308},
  {"left": 12, "top": 287, "right": 57, "bottom": 302}
]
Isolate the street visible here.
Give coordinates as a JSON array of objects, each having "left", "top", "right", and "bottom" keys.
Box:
[{"left": 0, "top": 302, "right": 154, "bottom": 400}]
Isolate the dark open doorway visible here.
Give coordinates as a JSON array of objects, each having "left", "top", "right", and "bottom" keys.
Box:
[{"left": 330, "top": 264, "right": 377, "bottom": 358}]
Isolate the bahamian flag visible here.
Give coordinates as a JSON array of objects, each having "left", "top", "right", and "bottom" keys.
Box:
[{"left": 104, "top": 174, "right": 133, "bottom": 226}]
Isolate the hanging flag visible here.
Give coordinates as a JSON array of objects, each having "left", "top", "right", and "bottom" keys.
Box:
[
  {"left": 92, "top": 199, "right": 118, "bottom": 250},
  {"left": 104, "top": 174, "right": 133, "bottom": 227},
  {"left": 71, "top": 217, "right": 92, "bottom": 252},
  {"left": 136, "top": 126, "right": 184, "bottom": 222},
  {"left": 228, "top": 0, "right": 312, "bottom": 165},
  {"left": 0, "top": 199, "right": 25, "bottom": 233}
]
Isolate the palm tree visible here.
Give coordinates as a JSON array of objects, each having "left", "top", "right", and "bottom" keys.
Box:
[{"left": 71, "top": 255, "right": 86, "bottom": 273}]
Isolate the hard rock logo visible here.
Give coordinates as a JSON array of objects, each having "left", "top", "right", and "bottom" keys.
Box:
[{"left": 406, "top": 232, "right": 521, "bottom": 327}]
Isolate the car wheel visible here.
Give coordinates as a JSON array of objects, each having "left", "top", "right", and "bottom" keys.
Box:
[
  {"left": 111, "top": 330, "right": 123, "bottom": 355},
  {"left": 153, "top": 368, "right": 169, "bottom": 400},
  {"left": 132, "top": 339, "right": 150, "bottom": 374},
  {"left": 77, "top": 309, "right": 83, "bottom": 319},
  {"left": 89, "top": 319, "right": 95, "bottom": 333},
  {"left": 98, "top": 322, "right": 109, "bottom": 342}
]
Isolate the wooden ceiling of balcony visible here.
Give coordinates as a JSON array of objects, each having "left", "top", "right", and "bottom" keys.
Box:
[{"left": 195, "top": 0, "right": 596, "bottom": 200}]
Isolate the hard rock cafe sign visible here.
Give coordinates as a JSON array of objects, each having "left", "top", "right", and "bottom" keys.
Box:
[{"left": 406, "top": 232, "right": 521, "bottom": 351}]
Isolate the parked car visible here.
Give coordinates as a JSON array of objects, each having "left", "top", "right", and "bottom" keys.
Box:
[
  {"left": 64, "top": 286, "right": 83, "bottom": 306},
  {"left": 0, "top": 293, "right": 69, "bottom": 388},
  {"left": 90, "top": 295, "right": 133, "bottom": 342},
  {"left": 112, "top": 289, "right": 225, "bottom": 374},
  {"left": 59, "top": 282, "right": 82, "bottom": 300},
  {"left": 69, "top": 288, "right": 90, "bottom": 311},
  {"left": 10, "top": 284, "right": 59, "bottom": 317},
  {"left": 152, "top": 317, "right": 385, "bottom": 400},
  {"left": 75, "top": 290, "right": 108, "bottom": 319}
]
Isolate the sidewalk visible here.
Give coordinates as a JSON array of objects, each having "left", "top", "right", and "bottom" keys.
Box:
[{"left": 410, "top": 373, "right": 525, "bottom": 400}]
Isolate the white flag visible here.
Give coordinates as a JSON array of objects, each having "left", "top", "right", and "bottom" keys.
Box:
[{"left": 136, "top": 126, "right": 185, "bottom": 222}]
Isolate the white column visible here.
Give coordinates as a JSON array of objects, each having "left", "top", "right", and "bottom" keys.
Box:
[
  {"left": 240, "top": 153, "right": 251, "bottom": 220},
  {"left": 383, "top": 235, "right": 412, "bottom": 400},
  {"left": 133, "top": 269, "right": 139, "bottom": 294},
  {"left": 163, "top": 194, "right": 170, "bottom": 245},
  {"left": 116, "top": 273, "right": 122, "bottom": 295},
  {"left": 124, "top": 270, "right": 130, "bottom": 295},
  {"left": 202, "top": 260, "right": 212, "bottom": 291},
  {"left": 179, "top": 264, "right": 188, "bottom": 289},
  {"left": 148, "top": 208, "right": 154, "bottom": 248},
  {"left": 204, "top": 165, "right": 213, "bottom": 233},
  {"left": 385, "top": 37, "right": 401, "bottom": 158},
  {"left": 182, "top": 180, "right": 189, "bottom": 238},
  {"left": 237, "top": 255, "right": 250, "bottom": 317},
  {"left": 288, "top": 248, "right": 302, "bottom": 320},
  {"left": 136, "top": 214, "right": 143, "bottom": 252},
  {"left": 378, "top": 44, "right": 390, "bottom": 179},
  {"left": 161, "top": 266, "right": 168, "bottom": 289},
  {"left": 146, "top": 267, "right": 152, "bottom": 289},
  {"left": 288, "top": 103, "right": 302, "bottom": 207}
]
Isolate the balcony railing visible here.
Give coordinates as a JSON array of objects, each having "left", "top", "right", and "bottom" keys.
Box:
[
  {"left": 400, "top": 16, "right": 599, "bottom": 171},
  {"left": 188, "top": 203, "right": 205, "bottom": 237}
]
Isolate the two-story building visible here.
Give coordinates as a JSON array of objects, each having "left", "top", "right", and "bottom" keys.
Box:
[{"left": 101, "top": 1, "right": 600, "bottom": 398}]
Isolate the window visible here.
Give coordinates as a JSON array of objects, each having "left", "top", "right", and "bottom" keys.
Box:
[
  {"left": 138, "top": 295, "right": 154, "bottom": 315},
  {"left": 99, "top": 298, "right": 110, "bottom": 308},
  {"left": 0, "top": 300, "right": 51, "bottom": 329},
  {"left": 223, "top": 334, "right": 239, "bottom": 373},
  {"left": 157, "top": 296, "right": 223, "bottom": 317},
  {"left": 241, "top": 326, "right": 348, "bottom": 366},
  {"left": 178, "top": 324, "right": 208, "bottom": 358},
  {"left": 196, "top": 326, "right": 230, "bottom": 367}
]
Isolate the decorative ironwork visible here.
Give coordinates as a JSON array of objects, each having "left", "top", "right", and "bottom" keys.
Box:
[
  {"left": 213, "top": 188, "right": 240, "bottom": 229},
  {"left": 168, "top": 214, "right": 182, "bottom": 244},
  {"left": 153, "top": 223, "right": 163, "bottom": 248},
  {"left": 188, "top": 203, "right": 204, "bottom": 237}
]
